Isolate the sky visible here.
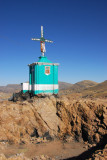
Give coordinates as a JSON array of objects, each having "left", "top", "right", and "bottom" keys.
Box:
[{"left": 0, "top": 0, "right": 107, "bottom": 85}]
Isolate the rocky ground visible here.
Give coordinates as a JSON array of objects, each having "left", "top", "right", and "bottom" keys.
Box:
[
  {"left": 0, "top": 92, "right": 11, "bottom": 101},
  {"left": 90, "top": 144, "right": 107, "bottom": 160},
  {"left": 0, "top": 95, "right": 106, "bottom": 159}
]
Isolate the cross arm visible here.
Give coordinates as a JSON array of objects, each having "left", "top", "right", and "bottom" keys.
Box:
[
  {"left": 45, "top": 39, "right": 53, "bottom": 43},
  {"left": 31, "top": 38, "right": 41, "bottom": 41}
]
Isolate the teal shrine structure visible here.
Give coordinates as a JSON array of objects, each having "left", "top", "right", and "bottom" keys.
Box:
[{"left": 21, "top": 26, "right": 59, "bottom": 95}]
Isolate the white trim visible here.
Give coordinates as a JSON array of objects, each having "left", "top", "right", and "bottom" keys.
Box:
[
  {"left": 29, "top": 84, "right": 31, "bottom": 91},
  {"left": 22, "top": 84, "right": 58, "bottom": 91},
  {"left": 22, "top": 83, "right": 29, "bottom": 90},
  {"left": 29, "top": 84, "right": 58, "bottom": 91},
  {"left": 28, "top": 62, "right": 59, "bottom": 66}
]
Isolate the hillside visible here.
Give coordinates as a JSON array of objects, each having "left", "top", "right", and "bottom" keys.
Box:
[
  {"left": 60, "top": 80, "right": 107, "bottom": 98},
  {"left": 69, "top": 80, "right": 98, "bottom": 92},
  {"left": 59, "top": 80, "right": 98, "bottom": 95},
  {"left": 0, "top": 84, "right": 21, "bottom": 100},
  {"left": 0, "top": 84, "right": 21, "bottom": 93},
  {"left": 58, "top": 81, "right": 72, "bottom": 90},
  {"left": 82, "top": 80, "right": 107, "bottom": 98}
]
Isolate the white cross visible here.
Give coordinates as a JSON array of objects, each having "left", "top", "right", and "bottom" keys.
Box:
[{"left": 31, "top": 26, "right": 53, "bottom": 57}]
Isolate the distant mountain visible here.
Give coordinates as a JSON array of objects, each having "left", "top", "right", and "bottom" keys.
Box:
[
  {"left": 82, "top": 80, "right": 107, "bottom": 98},
  {"left": 59, "top": 81, "right": 73, "bottom": 90},
  {"left": 0, "top": 84, "right": 21, "bottom": 93},
  {"left": 0, "top": 80, "right": 106, "bottom": 98},
  {"left": 69, "top": 80, "right": 98, "bottom": 92}
]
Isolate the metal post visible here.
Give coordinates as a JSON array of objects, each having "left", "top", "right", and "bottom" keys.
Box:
[{"left": 42, "top": 52, "right": 44, "bottom": 57}]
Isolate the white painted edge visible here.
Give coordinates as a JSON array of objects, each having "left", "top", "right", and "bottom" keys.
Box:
[
  {"left": 21, "top": 83, "right": 29, "bottom": 90},
  {"left": 28, "top": 62, "right": 59, "bottom": 66},
  {"left": 22, "top": 83, "right": 59, "bottom": 91}
]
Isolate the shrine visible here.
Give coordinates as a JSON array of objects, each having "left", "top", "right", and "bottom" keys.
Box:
[{"left": 21, "top": 26, "right": 59, "bottom": 95}]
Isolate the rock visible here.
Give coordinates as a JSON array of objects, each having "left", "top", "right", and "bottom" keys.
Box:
[
  {"left": 84, "top": 141, "right": 88, "bottom": 145},
  {"left": 103, "top": 148, "right": 107, "bottom": 158},
  {"left": 92, "top": 143, "right": 96, "bottom": 147},
  {"left": 88, "top": 144, "right": 107, "bottom": 160},
  {"left": 103, "top": 106, "right": 107, "bottom": 126},
  {"left": 95, "top": 157, "right": 100, "bottom": 160},
  {"left": 32, "top": 155, "right": 55, "bottom": 160},
  {"left": 65, "top": 136, "right": 74, "bottom": 142},
  {"left": 0, "top": 97, "right": 106, "bottom": 145},
  {"left": 94, "top": 133, "right": 100, "bottom": 143},
  {"left": 88, "top": 144, "right": 93, "bottom": 148}
]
